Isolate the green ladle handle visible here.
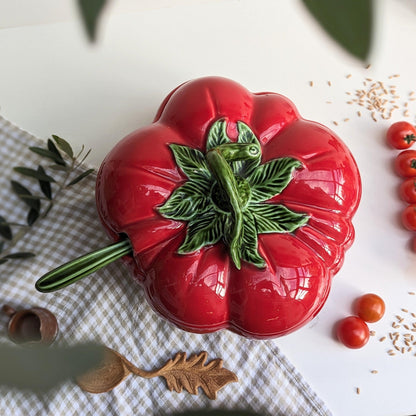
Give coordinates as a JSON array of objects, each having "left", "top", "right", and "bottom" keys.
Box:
[{"left": 35, "top": 239, "right": 132, "bottom": 293}]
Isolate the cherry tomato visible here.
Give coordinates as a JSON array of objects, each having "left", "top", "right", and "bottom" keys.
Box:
[
  {"left": 353, "top": 293, "right": 385, "bottom": 323},
  {"left": 386, "top": 121, "right": 416, "bottom": 149},
  {"left": 336, "top": 316, "right": 370, "bottom": 349},
  {"left": 402, "top": 204, "right": 416, "bottom": 230},
  {"left": 399, "top": 178, "right": 416, "bottom": 203},
  {"left": 394, "top": 150, "right": 416, "bottom": 177},
  {"left": 336, "top": 316, "right": 369, "bottom": 349}
]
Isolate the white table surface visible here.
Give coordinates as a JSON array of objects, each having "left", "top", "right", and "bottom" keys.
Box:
[{"left": 1, "top": 1, "right": 416, "bottom": 415}]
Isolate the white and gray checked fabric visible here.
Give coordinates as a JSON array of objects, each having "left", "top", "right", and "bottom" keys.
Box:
[{"left": 0, "top": 115, "right": 332, "bottom": 416}]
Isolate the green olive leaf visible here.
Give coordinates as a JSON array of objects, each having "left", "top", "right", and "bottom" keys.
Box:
[
  {"left": 251, "top": 203, "right": 309, "bottom": 234},
  {"left": 301, "top": 0, "right": 373, "bottom": 61},
  {"left": 29, "top": 147, "right": 66, "bottom": 165},
  {"left": 248, "top": 157, "right": 302, "bottom": 203},
  {"left": 169, "top": 144, "right": 212, "bottom": 182},
  {"left": 67, "top": 169, "right": 95, "bottom": 186},
  {"left": 37, "top": 165, "right": 52, "bottom": 199},
  {"left": 11, "top": 181, "right": 41, "bottom": 212},
  {"left": 0, "top": 215, "right": 12, "bottom": 240},
  {"left": 2, "top": 252, "right": 36, "bottom": 260},
  {"left": 13, "top": 167, "right": 56, "bottom": 183},
  {"left": 47, "top": 139, "right": 66, "bottom": 166},
  {"left": 52, "top": 135, "right": 74, "bottom": 160},
  {"left": 78, "top": 0, "right": 108, "bottom": 42},
  {"left": 27, "top": 207, "right": 39, "bottom": 226}
]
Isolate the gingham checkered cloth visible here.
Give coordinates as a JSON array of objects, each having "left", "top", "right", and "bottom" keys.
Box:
[{"left": 0, "top": 115, "right": 331, "bottom": 416}]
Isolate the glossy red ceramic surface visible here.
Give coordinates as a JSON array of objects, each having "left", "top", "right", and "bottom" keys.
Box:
[{"left": 96, "top": 76, "right": 361, "bottom": 339}]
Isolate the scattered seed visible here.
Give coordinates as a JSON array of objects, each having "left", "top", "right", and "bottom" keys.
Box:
[
  {"left": 346, "top": 74, "right": 352, "bottom": 79},
  {"left": 328, "top": 81, "right": 332, "bottom": 86},
  {"left": 402, "top": 308, "right": 409, "bottom": 313},
  {"left": 371, "top": 370, "right": 378, "bottom": 374},
  {"left": 309, "top": 81, "right": 313, "bottom": 87},
  {"left": 344, "top": 118, "right": 350, "bottom": 122},
  {"left": 365, "top": 64, "right": 371, "bottom": 69},
  {"left": 333, "top": 121, "right": 338, "bottom": 126},
  {"left": 379, "top": 336, "right": 386, "bottom": 342},
  {"left": 356, "top": 387, "right": 360, "bottom": 395}
]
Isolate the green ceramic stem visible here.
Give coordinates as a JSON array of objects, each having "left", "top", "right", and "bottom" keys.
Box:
[
  {"left": 206, "top": 143, "right": 260, "bottom": 269},
  {"left": 35, "top": 239, "right": 132, "bottom": 292}
]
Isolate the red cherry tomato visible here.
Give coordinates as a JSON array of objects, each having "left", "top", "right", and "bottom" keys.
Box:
[
  {"left": 402, "top": 204, "right": 416, "bottom": 230},
  {"left": 336, "top": 316, "right": 370, "bottom": 349},
  {"left": 395, "top": 150, "right": 416, "bottom": 177},
  {"left": 353, "top": 293, "right": 385, "bottom": 323},
  {"left": 386, "top": 121, "right": 416, "bottom": 149},
  {"left": 399, "top": 178, "right": 416, "bottom": 203}
]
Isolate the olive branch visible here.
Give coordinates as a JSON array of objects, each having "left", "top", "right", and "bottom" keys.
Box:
[{"left": 0, "top": 135, "right": 94, "bottom": 265}]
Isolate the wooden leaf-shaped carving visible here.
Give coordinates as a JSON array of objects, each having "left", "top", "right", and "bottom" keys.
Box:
[
  {"left": 77, "top": 348, "right": 238, "bottom": 400},
  {"left": 156, "top": 351, "right": 238, "bottom": 400}
]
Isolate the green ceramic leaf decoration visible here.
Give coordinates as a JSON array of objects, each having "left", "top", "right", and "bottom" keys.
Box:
[
  {"left": 170, "top": 144, "right": 212, "bottom": 181},
  {"left": 240, "top": 211, "right": 266, "bottom": 268},
  {"left": 251, "top": 204, "right": 309, "bottom": 234},
  {"left": 248, "top": 157, "right": 302, "bottom": 202},
  {"left": 301, "top": 0, "right": 373, "bottom": 61},
  {"left": 158, "top": 181, "right": 211, "bottom": 221},
  {"left": 232, "top": 122, "right": 261, "bottom": 177},
  {"left": 159, "top": 120, "right": 309, "bottom": 269},
  {"left": 178, "top": 210, "right": 226, "bottom": 254},
  {"left": 206, "top": 119, "right": 231, "bottom": 151}
]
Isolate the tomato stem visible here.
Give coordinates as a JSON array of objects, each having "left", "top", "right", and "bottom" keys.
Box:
[
  {"left": 206, "top": 143, "right": 260, "bottom": 269},
  {"left": 35, "top": 239, "right": 132, "bottom": 292},
  {"left": 404, "top": 134, "right": 416, "bottom": 144}
]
